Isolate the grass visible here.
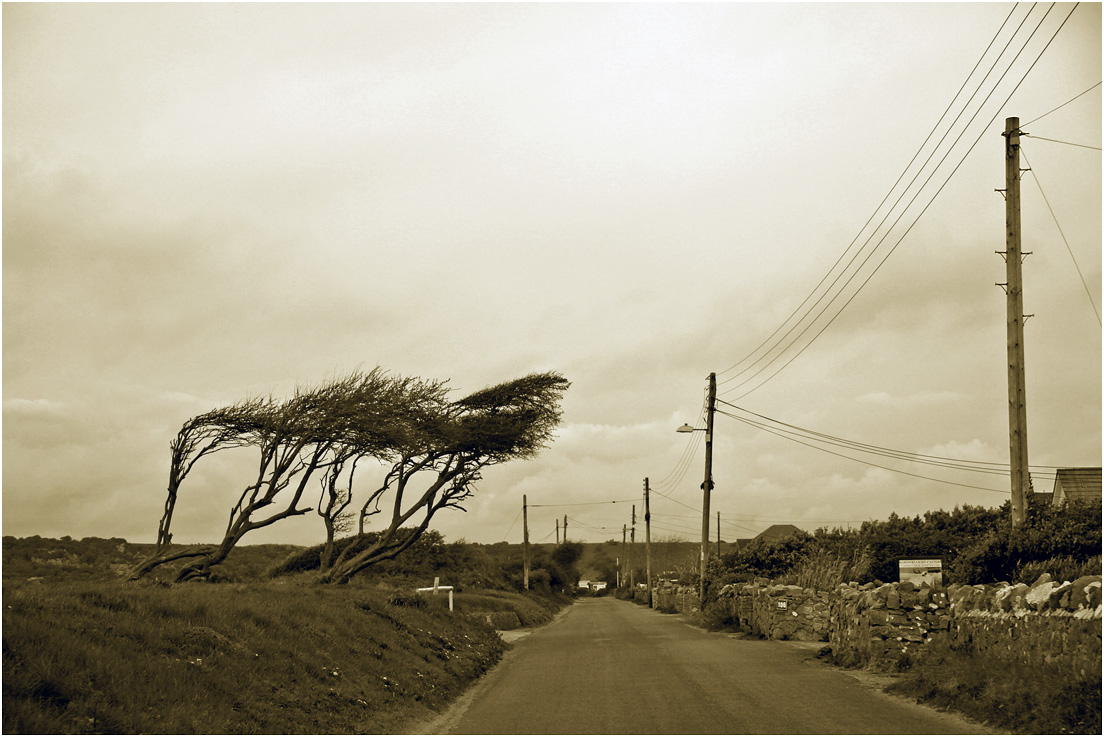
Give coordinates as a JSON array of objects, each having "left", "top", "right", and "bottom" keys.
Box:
[
  {"left": 885, "top": 635, "right": 1101, "bottom": 735},
  {"left": 2, "top": 536, "right": 570, "bottom": 734},
  {"left": 2, "top": 577, "right": 514, "bottom": 734}
]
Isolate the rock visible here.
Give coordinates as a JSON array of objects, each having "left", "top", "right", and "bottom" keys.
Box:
[
  {"left": 993, "top": 585, "right": 1016, "bottom": 612},
  {"left": 1045, "top": 582, "right": 1072, "bottom": 610},
  {"left": 1069, "top": 576, "right": 1101, "bottom": 610},
  {"left": 1032, "top": 572, "right": 1054, "bottom": 587},
  {"left": 1025, "top": 581, "right": 1058, "bottom": 610},
  {"left": 1087, "top": 581, "right": 1103, "bottom": 610}
]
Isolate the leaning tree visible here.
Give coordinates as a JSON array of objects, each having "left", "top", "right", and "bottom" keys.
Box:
[
  {"left": 321, "top": 371, "right": 570, "bottom": 584},
  {"left": 130, "top": 369, "right": 448, "bottom": 582}
]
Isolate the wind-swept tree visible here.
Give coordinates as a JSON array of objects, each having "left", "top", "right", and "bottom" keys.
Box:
[
  {"left": 128, "top": 397, "right": 275, "bottom": 580},
  {"left": 131, "top": 369, "right": 446, "bottom": 582},
  {"left": 316, "top": 467, "right": 355, "bottom": 571},
  {"left": 322, "top": 371, "right": 569, "bottom": 584}
]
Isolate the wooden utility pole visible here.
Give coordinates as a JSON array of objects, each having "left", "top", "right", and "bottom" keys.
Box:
[
  {"left": 644, "top": 478, "right": 653, "bottom": 608},
  {"left": 556, "top": 518, "right": 560, "bottom": 545},
  {"left": 700, "top": 372, "right": 717, "bottom": 602},
  {"left": 563, "top": 515, "right": 568, "bottom": 542},
  {"left": 523, "top": 495, "right": 530, "bottom": 589},
  {"left": 716, "top": 511, "right": 721, "bottom": 558},
  {"left": 629, "top": 505, "right": 636, "bottom": 589},
  {"left": 621, "top": 524, "right": 627, "bottom": 590},
  {"left": 1001, "top": 116, "right": 1030, "bottom": 529}
]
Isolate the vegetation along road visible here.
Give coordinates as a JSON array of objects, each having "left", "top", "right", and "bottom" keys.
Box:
[{"left": 418, "top": 597, "right": 1000, "bottom": 735}]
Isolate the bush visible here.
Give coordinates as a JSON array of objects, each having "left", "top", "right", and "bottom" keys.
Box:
[{"left": 706, "top": 501, "right": 1102, "bottom": 590}]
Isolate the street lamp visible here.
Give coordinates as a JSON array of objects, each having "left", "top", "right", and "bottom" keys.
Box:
[{"left": 676, "top": 372, "right": 716, "bottom": 604}]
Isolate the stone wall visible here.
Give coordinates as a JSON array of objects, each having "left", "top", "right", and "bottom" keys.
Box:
[
  {"left": 645, "top": 573, "right": 1102, "bottom": 672},
  {"left": 652, "top": 580, "right": 699, "bottom": 614},
  {"left": 714, "top": 581, "right": 830, "bottom": 641},
  {"left": 829, "top": 574, "right": 1101, "bottom": 671}
]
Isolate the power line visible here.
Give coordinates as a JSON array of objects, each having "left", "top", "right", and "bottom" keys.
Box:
[
  {"left": 724, "top": 3, "right": 1069, "bottom": 400},
  {"left": 1021, "top": 147, "right": 1102, "bottom": 326},
  {"left": 717, "top": 399, "right": 1032, "bottom": 475},
  {"left": 715, "top": 3, "right": 1076, "bottom": 401},
  {"left": 717, "top": 400, "right": 1063, "bottom": 474},
  {"left": 502, "top": 508, "right": 522, "bottom": 542},
  {"left": 716, "top": 407, "right": 1010, "bottom": 494},
  {"left": 529, "top": 499, "right": 637, "bottom": 508},
  {"left": 652, "top": 401, "right": 708, "bottom": 492},
  {"left": 715, "top": 2, "right": 1023, "bottom": 386},
  {"left": 1022, "top": 133, "right": 1102, "bottom": 150},
  {"left": 1022, "top": 80, "right": 1102, "bottom": 126}
]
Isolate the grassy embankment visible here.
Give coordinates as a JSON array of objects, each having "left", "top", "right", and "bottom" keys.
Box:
[
  {"left": 884, "top": 635, "right": 1101, "bottom": 735},
  {"left": 2, "top": 537, "right": 564, "bottom": 734}
]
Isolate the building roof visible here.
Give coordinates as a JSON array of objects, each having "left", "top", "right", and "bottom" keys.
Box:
[
  {"left": 1053, "top": 467, "right": 1102, "bottom": 504},
  {"left": 754, "top": 524, "right": 804, "bottom": 542}
]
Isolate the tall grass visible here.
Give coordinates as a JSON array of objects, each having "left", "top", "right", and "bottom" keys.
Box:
[
  {"left": 2, "top": 579, "right": 507, "bottom": 734},
  {"left": 887, "top": 633, "right": 1101, "bottom": 734},
  {"left": 1013, "top": 555, "right": 1102, "bottom": 584},
  {"left": 781, "top": 547, "right": 873, "bottom": 591}
]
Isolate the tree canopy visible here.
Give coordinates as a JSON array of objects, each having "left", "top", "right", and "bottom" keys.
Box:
[{"left": 130, "top": 368, "right": 569, "bottom": 583}]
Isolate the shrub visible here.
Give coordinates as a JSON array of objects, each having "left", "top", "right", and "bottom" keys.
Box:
[
  {"left": 708, "top": 501, "right": 1102, "bottom": 588},
  {"left": 386, "top": 592, "right": 427, "bottom": 608}
]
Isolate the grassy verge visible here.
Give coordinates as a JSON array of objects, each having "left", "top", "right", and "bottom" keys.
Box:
[
  {"left": 883, "top": 638, "right": 1101, "bottom": 735},
  {"left": 2, "top": 578, "right": 518, "bottom": 734}
]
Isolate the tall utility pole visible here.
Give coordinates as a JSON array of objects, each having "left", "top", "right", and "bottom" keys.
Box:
[
  {"left": 629, "top": 505, "right": 636, "bottom": 588},
  {"left": 556, "top": 518, "right": 560, "bottom": 545},
  {"left": 563, "top": 515, "right": 568, "bottom": 542},
  {"left": 699, "top": 372, "right": 717, "bottom": 602},
  {"left": 716, "top": 511, "right": 721, "bottom": 558},
  {"left": 1000, "top": 116, "right": 1030, "bottom": 529},
  {"left": 522, "top": 495, "right": 530, "bottom": 589},
  {"left": 621, "top": 524, "right": 627, "bottom": 589},
  {"left": 644, "top": 478, "right": 653, "bottom": 608}
]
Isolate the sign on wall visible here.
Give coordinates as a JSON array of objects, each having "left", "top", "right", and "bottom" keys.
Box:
[{"left": 898, "top": 558, "right": 943, "bottom": 586}]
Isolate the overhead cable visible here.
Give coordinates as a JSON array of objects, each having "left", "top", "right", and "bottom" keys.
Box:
[
  {"left": 1020, "top": 147, "right": 1102, "bottom": 326},
  {"left": 715, "top": 3, "right": 1078, "bottom": 401},
  {"left": 1022, "top": 80, "right": 1102, "bottom": 125},
  {"left": 715, "top": 407, "right": 1010, "bottom": 493},
  {"left": 715, "top": 2, "right": 1030, "bottom": 391}
]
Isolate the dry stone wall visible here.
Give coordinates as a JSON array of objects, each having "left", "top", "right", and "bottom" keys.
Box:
[{"left": 646, "top": 573, "right": 1101, "bottom": 672}]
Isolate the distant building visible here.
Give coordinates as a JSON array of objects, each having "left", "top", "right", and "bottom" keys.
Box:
[
  {"left": 733, "top": 524, "right": 805, "bottom": 553},
  {"left": 754, "top": 524, "right": 804, "bottom": 543},
  {"left": 1051, "top": 468, "right": 1102, "bottom": 506}
]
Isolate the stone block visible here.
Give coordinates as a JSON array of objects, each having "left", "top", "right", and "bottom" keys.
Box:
[
  {"left": 1069, "top": 576, "right": 1101, "bottom": 610},
  {"left": 1032, "top": 572, "right": 1054, "bottom": 587},
  {"left": 1025, "top": 581, "right": 1057, "bottom": 610},
  {"left": 1087, "top": 582, "right": 1102, "bottom": 610}
]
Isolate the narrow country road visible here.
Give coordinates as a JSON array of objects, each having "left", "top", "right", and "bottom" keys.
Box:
[{"left": 415, "top": 597, "right": 1000, "bottom": 735}]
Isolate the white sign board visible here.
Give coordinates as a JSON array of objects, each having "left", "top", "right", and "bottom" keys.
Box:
[{"left": 898, "top": 558, "right": 942, "bottom": 586}]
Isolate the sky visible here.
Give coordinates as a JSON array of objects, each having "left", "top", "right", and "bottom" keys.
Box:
[{"left": 3, "top": 2, "right": 1101, "bottom": 550}]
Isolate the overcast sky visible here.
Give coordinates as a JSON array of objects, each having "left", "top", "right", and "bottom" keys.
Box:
[{"left": 4, "top": 2, "right": 1100, "bottom": 549}]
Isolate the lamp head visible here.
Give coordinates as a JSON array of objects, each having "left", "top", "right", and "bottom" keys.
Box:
[{"left": 676, "top": 424, "right": 697, "bottom": 433}]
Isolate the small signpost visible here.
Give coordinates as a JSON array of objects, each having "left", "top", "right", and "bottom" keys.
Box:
[
  {"left": 898, "top": 558, "right": 943, "bottom": 586},
  {"left": 416, "top": 576, "right": 454, "bottom": 611}
]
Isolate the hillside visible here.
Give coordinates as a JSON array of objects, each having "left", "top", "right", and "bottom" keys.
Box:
[{"left": 1, "top": 536, "right": 568, "bottom": 734}]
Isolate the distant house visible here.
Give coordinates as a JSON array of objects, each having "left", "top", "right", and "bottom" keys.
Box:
[
  {"left": 1051, "top": 467, "right": 1102, "bottom": 506},
  {"left": 754, "top": 524, "right": 804, "bottom": 543},
  {"left": 733, "top": 524, "right": 805, "bottom": 553}
]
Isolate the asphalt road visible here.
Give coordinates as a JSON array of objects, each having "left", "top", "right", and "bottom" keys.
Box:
[{"left": 416, "top": 597, "right": 999, "bottom": 735}]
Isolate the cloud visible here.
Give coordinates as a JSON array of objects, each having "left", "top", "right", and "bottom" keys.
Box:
[{"left": 2, "top": 3, "right": 1098, "bottom": 547}]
